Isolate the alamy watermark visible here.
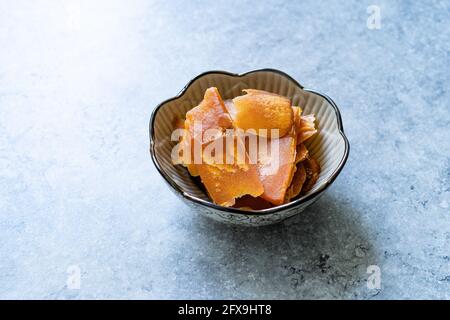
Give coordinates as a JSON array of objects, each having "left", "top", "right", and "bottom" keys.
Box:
[
  {"left": 366, "top": 265, "right": 381, "bottom": 290},
  {"left": 66, "top": 265, "right": 81, "bottom": 290},
  {"left": 367, "top": 5, "right": 381, "bottom": 30},
  {"left": 171, "top": 125, "right": 282, "bottom": 171},
  {"left": 63, "top": 0, "right": 81, "bottom": 31}
]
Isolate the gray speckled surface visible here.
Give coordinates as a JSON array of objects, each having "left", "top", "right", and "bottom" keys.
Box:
[{"left": 0, "top": 0, "right": 449, "bottom": 299}]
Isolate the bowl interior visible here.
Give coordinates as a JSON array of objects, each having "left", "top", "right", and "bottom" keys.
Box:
[{"left": 150, "top": 70, "right": 348, "bottom": 210}]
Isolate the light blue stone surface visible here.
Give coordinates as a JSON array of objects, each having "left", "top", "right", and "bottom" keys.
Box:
[{"left": 0, "top": 0, "right": 449, "bottom": 299}]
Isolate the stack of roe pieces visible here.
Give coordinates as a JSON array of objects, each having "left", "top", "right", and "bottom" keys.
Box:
[{"left": 173, "top": 87, "right": 320, "bottom": 209}]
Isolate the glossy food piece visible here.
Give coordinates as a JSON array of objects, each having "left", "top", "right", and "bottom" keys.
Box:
[
  {"left": 301, "top": 157, "right": 321, "bottom": 194},
  {"left": 285, "top": 163, "right": 307, "bottom": 202},
  {"left": 197, "top": 135, "right": 264, "bottom": 207},
  {"left": 232, "top": 89, "right": 293, "bottom": 137},
  {"left": 233, "top": 195, "right": 274, "bottom": 210},
  {"left": 292, "top": 106, "right": 302, "bottom": 129},
  {"left": 173, "top": 117, "right": 185, "bottom": 130},
  {"left": 295, "top": 143, "right": 309, "bottom": 163},
  {"left": 181, "top": 88, "right": 233, "bottom": 176},
  {"left": 185, "top": 87, "right": 232, "bottom": 144},
  {"left": 224, "top": 99, "right": 237, "bottom": 122},
  {"left": 292, "top": 106, "right": 317, "bottom": 144},
  {"left": 297, "top": 114, "right": 317, "bottom": 143},
  {"left": 258, "top": 133, "right": 297, "bottom": 205}
]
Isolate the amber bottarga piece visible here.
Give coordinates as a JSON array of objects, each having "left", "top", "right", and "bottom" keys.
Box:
[
  {"left": 179, "top": 87, "right": 233, "bottom": 176},
  {"left": 295, "top": 143, "right": 309, "bottom": 163},
  {"left": 233, "top": 195, "right": 274, "bottom": 210},
  {"left": 297, "top": 114, "right": 317, "bottom": 143},
  {"left": 173, "top": 117, "right": 185, "bottom": 131},
  {"left": 232, "top": 89, "right": 293, "bottom": 138},
  {"left": 292, "top": 106, "right": 302, "bottom": 143},
  {"left": 257, "top": 132, "right": 297, "bottom": 205},
  {"left": 285, "top": 163, "right": 307, "bottom": 202},
  {"left": 197, "top": 134, "right": 264, "bottom": 207},
  {"left": 292, "top": 106, "right": 302, "bottom": 127},
  {"left": 224, "top": 99, "right": 237, "bottom": 122},
  {"left": 301, "top": 158, "right": 321, "bottom": 194},
  {"left": 292, "top": 106, "right": 317, "bottom": 144},
  {"left": 185, "top": 87, "right": 232, "bottom": 145}
]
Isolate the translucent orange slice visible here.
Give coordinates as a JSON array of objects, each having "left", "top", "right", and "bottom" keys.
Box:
[
  {"left": 185, "top": 87, "right": 232, "bottom": 145},
  {"left": 257, "top": 133, "right": 297, "bottom": 205},
  {"left": 197, "top": 135, "right": 264, "bottom": 207},
  {"left": 180, "top": 87, "right": 233, "bottom": 176},
  {"left": 285, "top": 163, "right": 307, "bottom": 202},
  {"left": 301, "top": 158, "right": 321, "bottom": 194},
  {"left": 295, "top": 143, "right": 309, "bottom": 163},
  {"left": 297, "top": 114, "right": 317, "bottom": 143},
  {"left": 232, "top": 89, "right": 293, "bottom": 137}
]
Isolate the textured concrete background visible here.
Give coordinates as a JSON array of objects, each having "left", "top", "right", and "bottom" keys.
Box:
[{"left": 0, "top": 0, "right": 449, "bottom": 299}]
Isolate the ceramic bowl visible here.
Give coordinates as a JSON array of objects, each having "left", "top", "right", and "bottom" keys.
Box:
[{"left": 149, "top": 69, "right": 349, "bottom": 226}]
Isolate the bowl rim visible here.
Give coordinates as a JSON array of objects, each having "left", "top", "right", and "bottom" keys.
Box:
[{"left": 149, "top": 68, "right": 350, "bottom": 215}]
